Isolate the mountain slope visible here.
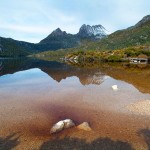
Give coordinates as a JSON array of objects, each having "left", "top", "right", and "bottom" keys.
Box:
[
  {"left": 38, "top": 24, "right": 107, "bottom": 50},
  {"left": 39, "top": 28, "right": 80, "bottom": 50},
  {"left": 0, "top": 24, "right": 107, "bottom": 57},
  {"left": 80, "top": 15, "right": 150, "bottom": 51},
  {"left": 0, "top": 37, "right": 31, "bottom": 57},
  {"left": 1, "top": 15, "right": 150, "bottom": 57},
  {"left": 35, "top": 15, "right": 150, "bottom": 60}
]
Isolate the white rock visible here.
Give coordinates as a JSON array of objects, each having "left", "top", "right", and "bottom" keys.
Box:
[
  {"left": 77, "top": 122, "right": 92, "bottom": 131},
  {"left": 112, "top": 85, "right": 118, "bottom": 91},
  {"left": 50, "top": 121, "right": 64, "bottom": 134},
  {"left": 63, "top": 119, "right": 75, "bottom": 129},
  {"left": 50, "top": 119, "right": 75, "bottom": 134}
]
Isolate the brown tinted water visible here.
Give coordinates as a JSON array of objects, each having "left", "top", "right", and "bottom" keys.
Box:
[{"left": 0, "top": 59, "right": 150, "bottom": 150}]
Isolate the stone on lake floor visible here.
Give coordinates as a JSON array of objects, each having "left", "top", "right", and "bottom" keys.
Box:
[
  {"left": 77, "top": 122, "right": 92, "bottom": 131},
  {"left": 50, "top": 121, "right": 64, "bottom": 134},
  {"left": 50, "top": 119, "right": 75, "bottom": 134},
  {"left": 63, "top": 119, "right": 75, "bottom": 129}
]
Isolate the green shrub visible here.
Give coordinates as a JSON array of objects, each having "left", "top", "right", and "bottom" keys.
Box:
[{"left": 107, "top": 55, "right": 122, "bottom": 62}]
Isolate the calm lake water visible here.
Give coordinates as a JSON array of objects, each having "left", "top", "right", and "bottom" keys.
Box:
[{"left": 0, "top": 58, "right": 150, "bottom": 150}]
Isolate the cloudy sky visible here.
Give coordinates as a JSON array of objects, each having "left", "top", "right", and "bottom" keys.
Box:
[{"left": 0, "top": 0, "right": 149, "bottom": 43}]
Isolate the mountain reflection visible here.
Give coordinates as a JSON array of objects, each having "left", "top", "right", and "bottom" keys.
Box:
[
  {"left": 0, "top": 58, "right": 106, "bottom": 86},
  {"left": 0, "top": 58, "right": 150, "bottom": 93},
  {"left": 0, "top": 61, "right": 3, "bottom": 71}
]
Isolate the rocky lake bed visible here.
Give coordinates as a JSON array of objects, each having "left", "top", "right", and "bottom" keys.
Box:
[{"left": 0, "top": 59, "right": 150, "bottom": 150}]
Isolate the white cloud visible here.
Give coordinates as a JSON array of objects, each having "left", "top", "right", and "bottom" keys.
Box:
[
  {"left": 0, "top": 24, "right": 51, "bottom": 34},
  {"left": 0, "top": 0, "right": 149, "bottom": 42}
]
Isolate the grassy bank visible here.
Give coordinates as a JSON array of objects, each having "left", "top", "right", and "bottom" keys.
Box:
[{"left": 65, "top": 46, "right": 150, "bottom": 62}]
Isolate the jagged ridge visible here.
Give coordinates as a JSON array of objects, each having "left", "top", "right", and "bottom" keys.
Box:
[
  {"left": 0, "top": 24, "right": 107, "bottom": 57},
  {"left": 77, "top": 24, "right": 107, "bottom": 39}
]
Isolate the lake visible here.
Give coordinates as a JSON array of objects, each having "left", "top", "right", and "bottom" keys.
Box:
[{"left": 0, "top": 58, "right": 150, "bottom": 150}]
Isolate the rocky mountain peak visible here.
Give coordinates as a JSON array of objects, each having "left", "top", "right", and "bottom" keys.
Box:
[
  {"left": 134, "top": 15, "right": 150, "bottom": 27},
  {"left": 77, "top": 24, "right": 107, "bottom": 39},
  {"left": 51, "top": 28, "right": 67, "bottom": 36}
]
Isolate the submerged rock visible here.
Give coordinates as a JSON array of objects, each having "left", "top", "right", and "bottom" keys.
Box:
[
  {"left": 63, "top": 119, "right": 75, "bottom": 129},
  {"left": 50, "top": 119, "right": 75, "bottom": 134},
  {"left": 50, "top": 121, "right": 64, "bottom": 134},
  {"left": 77, "top": 122, "right": 92, "bottom": 131}
]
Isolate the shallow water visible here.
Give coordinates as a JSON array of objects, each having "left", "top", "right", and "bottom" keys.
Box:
[{"left": 0, "top": 58, "right": 150, "bottom": 150}]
